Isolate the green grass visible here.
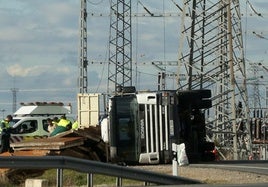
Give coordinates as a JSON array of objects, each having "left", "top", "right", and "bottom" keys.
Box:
[
  {"left": 0, "top": 168, "right": 154, "bottom": 186},
  {"left": 0, "top": 169, "right": 145, "bottom": 186},
  {"left": 36, "top": 169, "right": 145, "bottom": 186}
]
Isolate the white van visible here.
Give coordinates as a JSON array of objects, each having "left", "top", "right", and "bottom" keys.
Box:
[
  {"left": 10, "top": 116, "right": 54, "bottom": 143},
  {"left": 8, "top": 102, "right": 73, "bottom": 143}
]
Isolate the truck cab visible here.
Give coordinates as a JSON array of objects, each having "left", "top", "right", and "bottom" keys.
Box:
[{"left": 108, "top": 88, "right": 215, "bottom": 164}]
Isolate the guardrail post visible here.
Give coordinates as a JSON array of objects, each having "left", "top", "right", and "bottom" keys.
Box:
[
  {"left": 87, "top": 173, "right": 93, "bottom": 187},
  {"left": 56, "top": 168, "right": 63, "bottom": 187},
  {"left": 116, "top": 177, "right": 122, "bottom": 186},
  {"left": 172, "top": 143, "right": 178, "bottom": 176}
]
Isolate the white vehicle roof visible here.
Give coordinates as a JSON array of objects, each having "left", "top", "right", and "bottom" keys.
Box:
[{"left": 14, "top": 102, "right": 71, "bottom": 116}]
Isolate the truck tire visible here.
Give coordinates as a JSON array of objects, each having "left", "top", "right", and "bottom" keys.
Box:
[
  {"left": 122, "top": 86, "right": 136, "bottom": 93},
  {"left": 200, "top": 142, "right": 215, "bottom": 152},
  {"left": 177, "top": 89, "right": 212, "bottom": 109},
  {"left": 201, "top": 152, "right": 216, "bottom": 161},
  {"left": 177, "top": 89, "right": 211, "bottom": 99},
  {"left": 192, "top": 99, "right": 212, "bottom": 109}
]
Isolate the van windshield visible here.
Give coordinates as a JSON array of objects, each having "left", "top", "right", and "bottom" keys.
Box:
[{"left": 10, "top": 119, "right": 20, "bottom": 127}]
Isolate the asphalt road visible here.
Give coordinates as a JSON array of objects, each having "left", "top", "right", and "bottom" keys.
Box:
[
  {"left": 160, "top": 160, "right": 268, "bottom": 187},
  {"left": 191, "top": 160, "right": 268, "bottom": 175},
  {"left": 159, "top": 184, "right": 268, "bottom": 187}
]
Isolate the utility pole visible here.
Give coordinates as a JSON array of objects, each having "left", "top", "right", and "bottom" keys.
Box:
[
  {"left": 79, "top": 0, "right": 88, "bottom": 93},
  {"left": 226, "top": 0, "right": 238, "bottom": 160},
  {"left": 11, "top": 88, "right": 18, "bottom": 113}
]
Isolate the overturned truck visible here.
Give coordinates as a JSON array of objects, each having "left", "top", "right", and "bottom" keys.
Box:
[{"left": 107, "top": 88, "right": 215, "bottom": 164}]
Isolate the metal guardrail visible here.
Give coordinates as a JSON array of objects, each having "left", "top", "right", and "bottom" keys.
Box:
[{"left": 0, "top": 156, "right": 201, "bottom": 187}]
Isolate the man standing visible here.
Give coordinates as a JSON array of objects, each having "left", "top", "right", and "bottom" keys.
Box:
[{"left": 0, "top": 115, "right": 13, "bottom": 153}]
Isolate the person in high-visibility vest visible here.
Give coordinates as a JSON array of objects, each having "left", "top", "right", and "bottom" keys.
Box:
[
  {"left": 0, "top": 115, "right": 13, "bottom": 153},
  {"left": 72, "top": 120, "right": 78, "bottom": 130},
  {"left": 72, "top": 116, "right": 79, "bottom": 130},
  {"left": 50, "top": 115, "right": 72, "bottom": 137}
]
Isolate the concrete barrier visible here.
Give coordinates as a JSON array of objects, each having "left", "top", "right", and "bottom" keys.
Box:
[{"left": 25, "top": 179, "right": 48, "bottom": 187}]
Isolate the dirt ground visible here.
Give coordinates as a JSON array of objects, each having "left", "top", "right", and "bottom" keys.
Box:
[{"left": 131, "top": 164, "right": 268, "bottom": 185}]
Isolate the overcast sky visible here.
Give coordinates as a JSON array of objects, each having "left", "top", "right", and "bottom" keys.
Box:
[{"left": 0, "top": 0, "right": 267, "bottom": 116}]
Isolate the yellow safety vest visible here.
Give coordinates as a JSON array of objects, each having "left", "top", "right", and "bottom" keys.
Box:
[
  {"left": 57, "top": 119, "right": 71, "bottom": 128},
  {"left": 0, "top": 120, "right": 10, "bottom": 132},
  {"left": 72, "top": 121, "right": 78, "bottom": 130}
]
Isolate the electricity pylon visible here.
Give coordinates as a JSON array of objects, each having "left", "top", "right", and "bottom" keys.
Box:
[
  {"left": 79, "top": 0, "right": 88, "bottom": 93},
  {"left": 108, "top": 0, "right": 132, "bottom": 94},
  {"left": 177, "top": 0, "right": 251, "bottom": 160}
]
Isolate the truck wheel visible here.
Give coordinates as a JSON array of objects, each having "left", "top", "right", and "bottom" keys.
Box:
[
  {"left": 177, "top": 89, "right": 212, "bottom": 109},
  {"left": 200, "top": 142, "right": 215, "bottom": 152},
  {"left": 122, "top": 86, "right": 136, "bottom": 93},
  {"left": 177, "top": 89, "right": 211, "bottom": 99},
  {"left": 192, "top": 99, "right": 212, "bottom": 109},
  {"left": 201, "top": 152, "right": 216, "bottom": 161}
]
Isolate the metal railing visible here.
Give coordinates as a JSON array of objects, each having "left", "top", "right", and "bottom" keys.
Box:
[{"left": 0, "top": 156, "right": 201, "bottom": 187}]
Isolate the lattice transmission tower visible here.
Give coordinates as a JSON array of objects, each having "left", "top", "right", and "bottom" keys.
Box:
[
  {"left": 108, "top": 0, "right": 132, "bottom": 94},
  {"left": 177, "top": 0, "right": 251, "bottom": 160},
  {"left": 78, "top": 0, "right": 88, "bottom": 93}
]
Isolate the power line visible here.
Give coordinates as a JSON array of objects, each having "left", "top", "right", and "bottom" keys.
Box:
[
  {"left": 0, "top": 88, "right": 76, "bottom": 92},
  {"left": 246, "top": 0, "right": 263, "bottom": 17}
]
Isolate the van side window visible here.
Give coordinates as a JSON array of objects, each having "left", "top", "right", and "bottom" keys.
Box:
[
  {"left": 42, "top": 119, "right": 49, "bottom": 132},
  {"left": 28, "top": 121, "right": 37, "bottom": 133},
  {"left": 15, "top": 120, "right": 38, "bottom": 134}
]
